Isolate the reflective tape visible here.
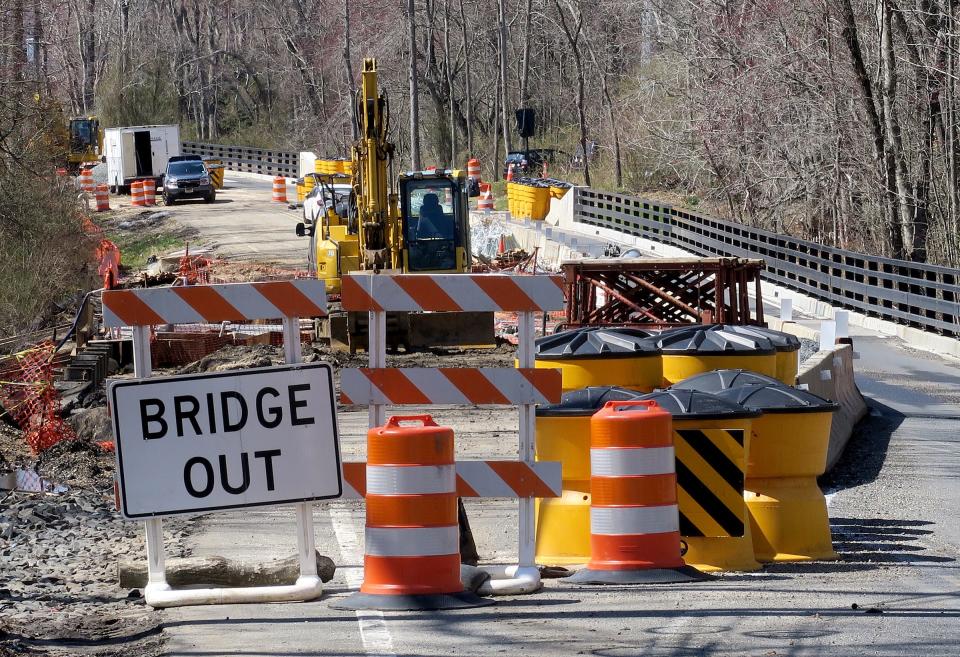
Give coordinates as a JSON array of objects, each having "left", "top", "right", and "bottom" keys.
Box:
[
  {"left": 591, "top": 447, "right": 675, "bottom": 477},
  {"left": 364, "top": 526, "right": 460, "bottom": 557},
  {"left": 590, "top": 505, "right": 679, "bottom": 536},
  {"left": 366, "top": 465, "right": 455, "bottom": 495}
]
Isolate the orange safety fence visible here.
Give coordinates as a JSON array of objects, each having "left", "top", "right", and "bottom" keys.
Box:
[{"left": 0, "top": 342, "right": 76, "bottom": 453}]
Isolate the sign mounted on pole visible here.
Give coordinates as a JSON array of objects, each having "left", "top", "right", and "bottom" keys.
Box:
[{"left": 110, "top": 362, "right": 342, "bottom": 519}]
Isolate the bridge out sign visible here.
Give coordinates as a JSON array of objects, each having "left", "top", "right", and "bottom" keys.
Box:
[{"left": 109, "top": 363, "right": 342, "bottom": 519}]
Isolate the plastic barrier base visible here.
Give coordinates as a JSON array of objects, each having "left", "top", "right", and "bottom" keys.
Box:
[
  {"left": 331, "top": 590, "right": 493, "bottom": 611},
  {"left": 568, "top": 565, "right": 710, "bottom": 585}
]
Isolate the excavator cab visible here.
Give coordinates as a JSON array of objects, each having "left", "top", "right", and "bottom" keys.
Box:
[{"left": 399, "top": 172, "right": 471, "bottom": 273}]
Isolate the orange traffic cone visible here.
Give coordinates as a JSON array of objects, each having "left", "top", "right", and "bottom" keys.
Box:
[
  {"left": 497, "top": 235, "right": 506, "bottom": 255},
  {"left": 570, "top": 400, "right": 710, "bottom": 585},
  {"left": 332, "top": 416, "right": 493, "bottom": 611},
  {"left": 506, "top": 163, "right": 514, "bottom": 182}
]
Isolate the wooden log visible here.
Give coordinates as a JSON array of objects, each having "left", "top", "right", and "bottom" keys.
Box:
[{"left": 118, "top": 550, "right": 336, "bottom": 589}]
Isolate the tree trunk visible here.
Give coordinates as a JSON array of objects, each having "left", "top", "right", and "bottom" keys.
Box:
[
  {"left": 407, "top": 0, "right": 421, "bottom": 170},
  {"left": 118, "top": 551, "right": 336, "bottom": 589},
  {"left": 497, "top": 0, "right": 512, "bottom": 156},
  {"left": 443, "top": 0, "right": 456, "bottom": 167},
  {"left": 343, "top": 0, "right": 358, "bottom": 141},
  {"left": 458, "top": 0, "right": 473, "bottom": 159}
]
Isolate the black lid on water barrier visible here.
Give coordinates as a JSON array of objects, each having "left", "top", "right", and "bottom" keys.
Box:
[
  {"left": 535, "top": 327, "right": 662, "bottom": 360},
  {"left": 723, "top": 325, "right": 801, "bottom": 352},
  {"left": 714, "top": 383, "right": 839, "bottom": 414},
  {"left": 632, "top": 389, "right": 761, "bottom": 420},
  {"left": 655, "top": 324, "right": 777, "bottom": 356},
  {"left": 670, "top": 369, "right": 784, "bottom": 393},
  {"left": 536, "top": 386, "right": 645, "bottom": 417}
]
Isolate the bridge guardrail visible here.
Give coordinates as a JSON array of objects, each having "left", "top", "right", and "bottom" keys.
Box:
[
  {"left": 181, "top": 142, "right": 299, "bottom": 178},
  {"left": 576, "top": 188, "right": 960, "bottom": 338}
]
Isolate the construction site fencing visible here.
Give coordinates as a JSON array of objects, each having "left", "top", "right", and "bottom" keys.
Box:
[
  {"left": 575, "top": 188, "right": 960, "bottom": 337},
  {"left": 181, "top": 142, "right": 299, "bottom": 178}
]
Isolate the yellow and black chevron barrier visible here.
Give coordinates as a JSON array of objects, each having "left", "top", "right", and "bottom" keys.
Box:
[{"left": 675, "top": 428, "right": 745, "bottom": 538}]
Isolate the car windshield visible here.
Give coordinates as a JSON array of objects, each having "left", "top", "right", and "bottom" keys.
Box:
[{"left": 168, "top": 162, "right": 206, "bottom": 176}]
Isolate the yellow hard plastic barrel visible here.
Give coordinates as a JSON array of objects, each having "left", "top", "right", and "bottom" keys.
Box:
[
  {"left": 203, "top": 159, "right": 225, "bottom": 189},
  {"left": 715, "top": 384, "right": 839, "bottom": 562},
  {"left": 533, "top": 327, "right": 663, "bottom": 394},
  {"left": 535, "top": 386, "right": 644, "bottom": 565},
  {"left": 724, "top": 325, "right": 802, "bottom": 385},
  {"left": 656, "top": 325, "right": 778, "bottom": 386},
  {"left": 636, "top": 389, "right": 762, "bottom": 572}
]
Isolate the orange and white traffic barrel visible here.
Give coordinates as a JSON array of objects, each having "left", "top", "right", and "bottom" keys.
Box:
[
  {"left": 141, "top": 179, "right": 156, "bottom": 206},
  {"left": 94, "top": 184, "right": 110, "bottom": 212},
  {"left": 506, "top": 163, "right": 515, "bottom": 182},
  {"left": 78, "top": 168, "right": 95, "bottom": 193},
  {"left": 130, "top": 181, "right": 146, "bottom": 207},
  {"left": 477, "top": 183, "right": 494, "bottom": 212},
  {"left": 467, "top": 158, "right": 481, "bottom": 182},
  {"left": 569, "top": 400, "right": 709, "bottom": 585},
  {"left": 333, "top": 415, "right": 492, "bottom": 610},
  {"left": 272, "top": 176, "right": 288, "bottom": 203}
]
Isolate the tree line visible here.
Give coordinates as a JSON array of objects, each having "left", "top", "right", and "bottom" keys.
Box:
[{"left": 2, "top": 0, "right": 960, "bottom": 267}]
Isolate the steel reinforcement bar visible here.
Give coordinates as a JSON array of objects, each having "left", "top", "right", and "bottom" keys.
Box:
[
  {"left": 575, "top": 188, "right": 960, "bottom": 337},
  {"left": 180, "top": 141, "right": 299, "bottom": 177}
]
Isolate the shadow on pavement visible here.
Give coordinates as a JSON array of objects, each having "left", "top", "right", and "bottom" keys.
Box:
[{"left": 820, "top": 398, "right": 903, "bottom": 491}]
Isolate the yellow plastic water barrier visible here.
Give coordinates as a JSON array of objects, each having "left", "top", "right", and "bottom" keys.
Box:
[
  {"left": 724, "top": 325, "right": 802, "bottom": 385},
  {"left": 534, "top": 386, "right": 644, "bottom": 565},
  {"left": 656, "top": 325, "right": 778, "bottom": 386},
  {"left": 636, "top": 389, "right": 762, "bottom": 572},
  {"left": 532, "top": 327, "right": 663, "bottom": 394},
  {"left": 715, "top": 383, "right": 839, "bottom": 562}
]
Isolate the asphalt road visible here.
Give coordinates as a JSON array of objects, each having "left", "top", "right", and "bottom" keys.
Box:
[{"left": 153, "top": 177, "right": 960, "bottom": 656}]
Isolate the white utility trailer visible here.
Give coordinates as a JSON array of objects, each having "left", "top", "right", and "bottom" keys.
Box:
[{"left": 104, "top": 125, "right": 180, "bottom": 191}]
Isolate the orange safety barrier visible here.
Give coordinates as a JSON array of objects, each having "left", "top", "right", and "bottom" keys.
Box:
[
  {"left": 142, "top": 179, "right": 156, "bottom": 206},
  {"left": 272, "top": 176, "right": 288, "bottom": 203},
  {"left": 94, "top": 184, "right": 110, "bottom": 212},
  {"left": 78, "top": 168, "right": 95, "bottom": 193},
  {"left": 569, "top": 400, "right": 709, "bottom": 585},
  {"left": 467, "top": 158, "right": 481, "bottom": 181},
  {"left": 131, "top": 180, "right": 146, "bottom": 207},
  {"left": 477, "top": 182, "right": 494, "bottom": 212},
  {"left": 334, "top": 415, "right": 493, "bottom": 611}
]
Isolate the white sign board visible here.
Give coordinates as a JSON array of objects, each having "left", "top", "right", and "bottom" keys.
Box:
[{"left": 110, "top": 363, "right": 342, "bottom": 519}]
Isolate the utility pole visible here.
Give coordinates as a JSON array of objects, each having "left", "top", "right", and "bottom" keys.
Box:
[{"left": 407, "top": 0, "right": 422, "bottom": 170}]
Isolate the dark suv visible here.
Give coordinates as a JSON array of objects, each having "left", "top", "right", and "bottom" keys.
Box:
[{"left": 163, "top": 157, "right": 215, "bottom": 205}]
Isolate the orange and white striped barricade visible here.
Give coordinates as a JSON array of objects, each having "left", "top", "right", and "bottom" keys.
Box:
[
  {"left": 78, "top": 167, "right": 95, "bottom": 193},
  {"left": 569, "top": 400, "right": 709, "bottom": 585},
  {"left": 130, "top": 180, "right": 145, "bottom": 207},
  {"left": 341, "top": 273, "right": 564, "bottom": 597},
  {"left": 142, "top": 179, "right": 156, "bottom": 206},
  {"left": 335, "top": 415, "right": 493, "bottom": 611},
  {"left": 467, "top": 157, "right": 481, "bottom": 182},
  {"left": 272, "top": 176, "right": 288, "bottom": 203},
  {"left": 102, "top": 280, "right": 330, "bottom": 609},
  {"left": 94, "top": 184, "right": 110, "bottom": 212}
]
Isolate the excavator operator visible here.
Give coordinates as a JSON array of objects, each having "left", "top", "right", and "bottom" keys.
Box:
[{"left": 416, "top": 192, "right": 445, "bottom": 239}]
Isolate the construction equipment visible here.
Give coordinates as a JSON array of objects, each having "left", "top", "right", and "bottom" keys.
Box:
[
  {"left": 67, "top": 116, "right": 103, "bottom": 171},
  {"left": 296, "top": 58, "right": 491, "bottom": 351}
]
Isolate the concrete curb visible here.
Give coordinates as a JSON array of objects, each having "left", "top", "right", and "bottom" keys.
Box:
[{"left": 793, "top": 343, "right": 867, "bottom": 472}]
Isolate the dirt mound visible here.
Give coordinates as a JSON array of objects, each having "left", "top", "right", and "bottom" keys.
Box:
[
  {"left": 177, "top": 343, "right": 283, "bottom": 374},
  {"left": 67, "top": 406, "right": 111, "bottom": 443},
  {"left": 36, "top": 438, "right": 113, "bottom": 492}
]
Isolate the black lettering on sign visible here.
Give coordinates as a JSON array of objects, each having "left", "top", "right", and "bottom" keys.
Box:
[
  {"left": 140, "top": 399, "right": 167, "bottom": 439},
  {"left": 218, "top": 453, "right": 250, "bottom": 494},
  {"left": 288, "top": 384, "right": 314, "bottom": 426},
  {"left": 254, "top": 449, "right": 282, "bottom": 490},
  {"left": 256, "top": 387, "right": 283, "bottom": 428},
  {"left": 174, "top": 395, "right": 201, "bottom": 437},
  {"left": 205, "top": 392, "right": 217, "bottom": 433},
  {"left": 184, "top": 457, "right": 215, "bottom": 497},
  {"left": 220, "top": 391, "right": 248, "bottom": 432}
]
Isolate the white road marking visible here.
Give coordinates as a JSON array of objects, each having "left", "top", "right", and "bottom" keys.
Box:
[{"left": 329, "top": 503, "right": 397, "bottom": 657}]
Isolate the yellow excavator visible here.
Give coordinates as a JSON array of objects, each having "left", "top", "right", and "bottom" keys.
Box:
[
  {"left": 67, "top": 116, "right": 103, "bottom": 171},
  {"left": 296, "top": 58, "right": 491, "bottom": 351}
]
